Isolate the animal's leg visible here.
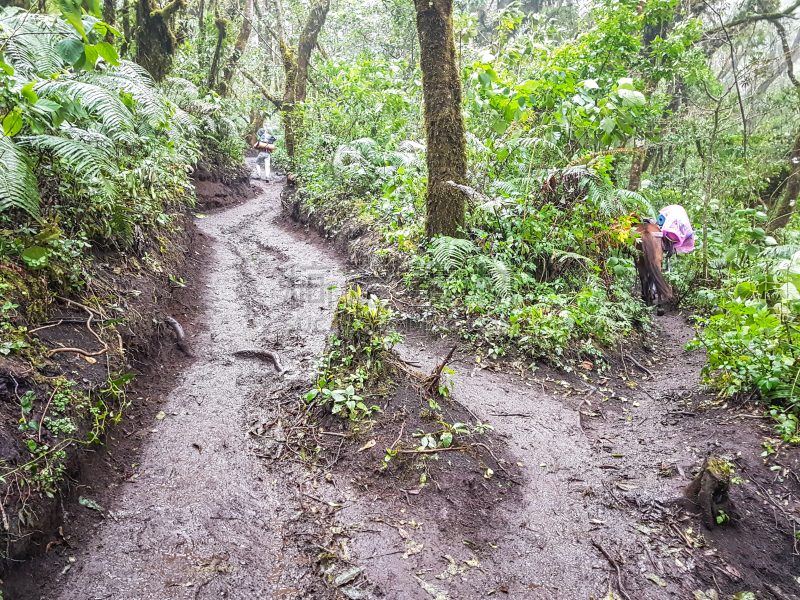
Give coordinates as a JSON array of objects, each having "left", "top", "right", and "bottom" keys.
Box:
[{"left": 656, "top": 291, "right": 664, "bottom": 316}]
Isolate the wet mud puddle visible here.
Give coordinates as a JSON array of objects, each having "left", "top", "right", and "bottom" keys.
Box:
[{"left": 46, "top": 180, "right": 344, "bottom": 599}]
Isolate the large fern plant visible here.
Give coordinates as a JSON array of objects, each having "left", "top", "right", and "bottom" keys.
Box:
[{"left": 0, "top": 7, "right": 202, "bottom": 217}]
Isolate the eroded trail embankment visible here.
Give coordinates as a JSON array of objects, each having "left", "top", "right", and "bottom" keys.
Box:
[{"left": 12, "top": 181, "right": 344, "bottom": 599}]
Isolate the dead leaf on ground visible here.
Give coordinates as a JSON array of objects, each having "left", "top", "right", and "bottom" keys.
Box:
[
  {"left": 645, "top": 573, "right": 667, "bottom": 587},
  {"left": 358, "top": 439, "right": 376, "bottom": 452},
  {"left": 403, "top": 539, "right": 424, "bottom": 558},
  {"left": 155, "top": 411, "right": 166, "bottom": 420},
  {"left": 78, "top": 496, "right": 104, "bottom": 512}
]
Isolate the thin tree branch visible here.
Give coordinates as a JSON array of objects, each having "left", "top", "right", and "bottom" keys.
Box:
[
  {"left": 241, "top": 68, "right": 283, "bottom": 108},
  {"left": 704, "top": 0, "right": 800, "bottom": 36}
]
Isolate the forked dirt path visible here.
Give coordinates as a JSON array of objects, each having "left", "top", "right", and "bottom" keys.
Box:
[
  {"left": 6, "top": 180, "right": 800, "bottom": 600},
  {"left": 17, "top": 180, "right": 345, "bottom": 599}
]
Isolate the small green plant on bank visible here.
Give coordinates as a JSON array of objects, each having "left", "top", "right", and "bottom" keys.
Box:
[
  {"left": 0, "top": 373, "right": 134, "bottom": 501},
  {"left": 0, "top": 302, "right": 28, "bottom": 356},
  {"left": 305, "top": 287, "right": 401, "bottom": 421},
  {"left": 716, "top": 510, "right": 731, "bottom": 525}
]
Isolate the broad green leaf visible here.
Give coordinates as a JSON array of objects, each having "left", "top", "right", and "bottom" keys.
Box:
[
  {"left": 492, "top": 118, "right": 508, "bottom": 135},
  {"left": 56, "top": 37, "right": 85, "bottom": 64},
  {"left": 3, "top": 111, "right": 22, "bottom": 137},
  {"left": 93, "top": 21, "right": 122, "bottom": 37},
  {"left": 85, "top": 0, "right": 101, "bottom": 17},
  {"left": 33, "top": 99, "right": 62, "bottom": 112},
  {"left": 94, "top": 41, "right": 119, "bottom": 65},
  {"left": 0, "top": 56, "right": 13, "bottom": 75},
  {"left": 618, "top": 88, "right": 646, "bottom": 107},
  {"left": 20, "top": 83, "right": 37, "bottom": 104},
  {"left": 600, "top": 116, "right": 615, "bottom": 133},
  {"left": 59, "top": 0, "right": 87, "bottom": 40}
]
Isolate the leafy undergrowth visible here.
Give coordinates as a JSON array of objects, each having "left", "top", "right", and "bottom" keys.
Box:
[
  {"left": 303, "top": 285, "right": 518, "bottom": 490},
  {"left": 288, "top": 154, "right": 655, "bottom": 369}
]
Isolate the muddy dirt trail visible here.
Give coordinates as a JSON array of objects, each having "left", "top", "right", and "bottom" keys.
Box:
[
  {"left": 6, "top": 178, "right": 800, "bottom": 600},
  {"left": 6, "top": 180, "right": 345, "bottom": 599}
]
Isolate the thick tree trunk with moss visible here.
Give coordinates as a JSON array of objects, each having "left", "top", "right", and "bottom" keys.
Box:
[
  {"left": 627, "top": 150, "right": 643, "bottom": 192},
  {"left": 206, "top": 13, "right": 227, "bottom": 90},
  {"left": 272, "top": 0, "right": 329, "bottom": 160},
  {"left": 135, "top": 0, "right": 186, "bottom": 81},
  {"left": 768, "top": 20, "right": 800, "bottom": 233},
  {"left": 768, "top": 125, "right": 800, "bottom": 232},
  {"left": 120, "top": 0, "right": 131, "bottom": 56},
  {"left": 413, "top": 0, "right": 467, "bottom": 239},
  {"left": 220, "top": 0, "right": 253, "bottom": 94}
]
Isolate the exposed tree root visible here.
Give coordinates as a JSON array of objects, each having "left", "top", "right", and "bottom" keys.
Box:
[
  {"left": 232, "top": 349, "right": 283, "bottom": 372},
  {"left": 164, "top": 316, "right": 195, "bottom": 357}
]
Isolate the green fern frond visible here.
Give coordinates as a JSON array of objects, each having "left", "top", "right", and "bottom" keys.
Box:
[
  {"left": 35, "top": 80, "right": 135, "bottom": 141},
  {"left": 429, "top": 236, "right": 476, "bottom": 271},
  {"left": 0, "top": 9, "right": 71, "bottom": 77},
  {"left": 761, "top": 245, "right": 800, "bottom": 259},
  {"left": 17, "top": 134, "right": 113, "bottom": 179},
  {"left": 0, "top": 137, "right": 40, "bottom": 215},
  {"left": 397, "top": 140, "right": 425, "bottom": 153},
  {"left": 552, "top": 249, "right": 595, "bottom": 266},
  {"left": 478, "top": 256, "right": 512, "bottom": 295},
  {"left": 80, "top": 62, "right": 167, "bottom": 126}
]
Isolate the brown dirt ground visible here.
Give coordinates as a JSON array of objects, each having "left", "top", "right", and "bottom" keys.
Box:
[{"left": 4, "top": 170, "right": 800, "bottom": 600}]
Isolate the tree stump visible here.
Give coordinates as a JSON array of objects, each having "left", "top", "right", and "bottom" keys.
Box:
[{"left": 685, "top": 457, "right": 735, "bottom": 529}]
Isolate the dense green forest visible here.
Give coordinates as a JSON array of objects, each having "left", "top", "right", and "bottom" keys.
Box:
[{"left": 3, "top": 0, "right": 800, "bottom": 547}]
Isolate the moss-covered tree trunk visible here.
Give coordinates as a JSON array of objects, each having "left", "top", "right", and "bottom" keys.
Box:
[
  {"left": 135, "top": 0, "right": 186, "bottom": 81},
  {"left": 206, "top": 13, "right": 227, "bottom": 90},
  {"left": 220, "top": 0, "right": 252, "bottom": 94},
  {"left": 768, "top": 20, "right": 800, "bottom": 233},
  {"left": 273, "top": 0, "right": 329, "bottom": 161},
  {"left": 627, "top": 149, "right": 643, "bottom": 192},
  {"left": 120, "top": 0, "right": 132, "bottom": 57},
  {"left": 413, "top": 0, "right": 467, "bottom": 239}
]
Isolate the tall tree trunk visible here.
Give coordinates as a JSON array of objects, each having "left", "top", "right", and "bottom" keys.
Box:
[
  {"left": 121, "top": 0, "right": 132, "bottom": 56},
  {"left": 103, "top": 0, "right": 117, "bottom": 43},
  {"left": 197, "top": 0, "right": 205, "bottom": 62},
  {"left": 627, "top": 146, "right": 643, "bottom": 192},
  {"left": 220, "top": 0, "right": 253, "bottom": 94},
  {"left": 768, "top": 19, "right": 800, "bottom": 233},
  {"left": 135, "top": 0, "right": 186, "bottom": 81},
  {"left": 272, "top": 0, "right": 329, "bottom": 160},
  {"left": 207, "top": 12, "right": 227, "bottom": 90},
  {"left": 413, "top": 0, "right": 467, "bottom": 238}
]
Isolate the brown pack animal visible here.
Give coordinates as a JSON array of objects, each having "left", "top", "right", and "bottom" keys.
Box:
[{"left": 633, "top": 221, "right": 673, "bottom": 316}]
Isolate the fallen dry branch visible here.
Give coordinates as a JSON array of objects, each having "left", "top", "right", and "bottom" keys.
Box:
[
  {"left": 28, "top": 320, "right": 63, "bottom": 334},
  {"left": 38, "top": 387, "right": 58, "bottom": 442},
  {"left": 624, "top": 354, "right": 653, "bottom": 378},
  {"left": 421, "top": 345, "right": 457, "bottom": 396},
  {"left": 591, "top": 539, "right": 631, "bottom": 600},
  {"left": 398, "top": 446, "right": 468, "bottom": 455},
  {"left": 232, "top": 349, "right": 283, "bottom": 372}
]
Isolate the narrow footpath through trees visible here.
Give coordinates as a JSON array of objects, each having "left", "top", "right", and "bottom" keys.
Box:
[{"left": 6, "top": 174, "right": 800, "bottom": 600}]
